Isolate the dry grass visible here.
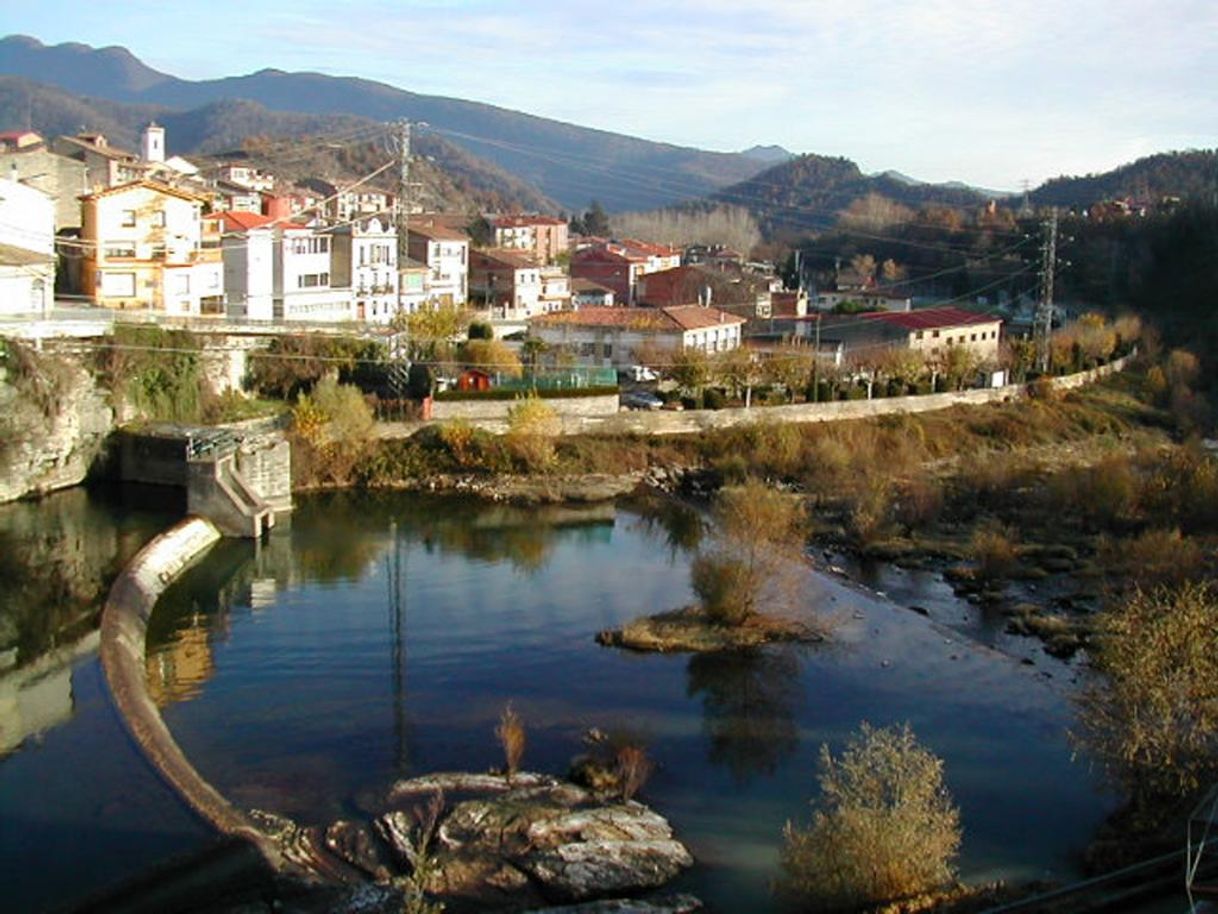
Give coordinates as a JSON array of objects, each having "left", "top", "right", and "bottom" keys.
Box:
[
  {"left": 614, "top": 744, "right": 655, "bottom": 802},
  {"left": 495, "top": 703, "right": 526, "bottom": 782}
]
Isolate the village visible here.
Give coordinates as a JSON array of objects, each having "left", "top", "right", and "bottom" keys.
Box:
[{"left": 0, "top": 122, "right": 1016, "bottom": 403}]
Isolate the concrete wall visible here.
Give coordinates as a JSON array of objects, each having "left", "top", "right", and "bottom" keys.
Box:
[
  {"left": 390, "top": 355, "right": 1133, "bottom": 440},
  {"left": 431, "top": 393, "right": 620, "bottom": 424}
]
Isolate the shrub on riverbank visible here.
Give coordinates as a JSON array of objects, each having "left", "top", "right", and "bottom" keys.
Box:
[{"left": 779, "top": 723, "right": 961, "bottom": 910}]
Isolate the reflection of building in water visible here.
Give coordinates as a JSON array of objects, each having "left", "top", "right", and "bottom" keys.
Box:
[
  {"left": 145, "top": 622, "right": 215, "bottom": 708},
  {"left": 248, "top": 578, "right": 278, "bottom": 610},
  {"left": 0, "top": 632, "right": 98, "bottom": 756}
]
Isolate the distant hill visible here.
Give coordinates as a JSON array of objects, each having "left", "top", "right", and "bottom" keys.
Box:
[
  {"left": 0, "top": 76, "right": 559, "bottom": 214},
  {"left": 1031, "top": 150, "right": 1218, "bottom": 208},
  {"left": 713, "top": 153, "right": 990, "bottom": 238},
  {"left": 741, "top": 144, "right": 795, "bottom": 164},
  {"left": 0, "top": 35, "right": 769, "bottom": 212}
]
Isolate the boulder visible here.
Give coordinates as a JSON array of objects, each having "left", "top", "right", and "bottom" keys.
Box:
[{"left": 374, "top": 773, "right": 693, "bottom": 909}]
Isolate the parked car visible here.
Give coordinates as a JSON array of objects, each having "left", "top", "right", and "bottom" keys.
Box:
[
  {"left": 619, "top": 364, "right": 658, "bottom": 382},
  {"left": 621, "top": 390, "right": 663, "bottom": 410}
]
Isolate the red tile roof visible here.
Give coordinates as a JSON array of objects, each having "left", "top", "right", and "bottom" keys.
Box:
[
  {"left": 217, "top": 210, "right": 275, "bottom": 231},
  {"left": 865, "top": 307, "right": 1001, "bottom": 331}
]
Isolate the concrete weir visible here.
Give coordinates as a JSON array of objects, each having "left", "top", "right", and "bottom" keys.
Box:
[{"left": 99, "top": 516, "right": 326, "bottom": 881}]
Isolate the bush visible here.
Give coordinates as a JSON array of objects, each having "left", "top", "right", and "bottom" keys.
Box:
[
  {"left": 969, "top": 521, "right": 1019, "bottom": 581},
  {"left": 690, "top": 553, "right": 754, "bottom": 626},
  {"left": 506, "top": 392, "right": 559, "bottom": 471},
  {"left": 703, "top": 387, "right": 727, "bottom": 410},
  {"left": 780, "top": 723, "right": 960, "bottom": 910},
  {"left": 692, "top": 481, "right": 809, "bottom": 625},
  {"left": 1077, "top": 582, "right": 1218, "bottom": 800}
]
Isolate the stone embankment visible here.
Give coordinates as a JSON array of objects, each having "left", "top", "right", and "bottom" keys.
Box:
[{"left": 0, "top": 353, "right": 113, "bottom": 504}]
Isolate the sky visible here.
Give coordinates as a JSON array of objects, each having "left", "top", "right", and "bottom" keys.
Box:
[{"left": 8, "top": 0, "right": 1217, "bottom": 191}]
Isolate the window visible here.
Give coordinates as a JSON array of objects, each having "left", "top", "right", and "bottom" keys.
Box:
[
  {"left": 971, "top": 333, "right": 977, "bottom": 342},
  {"left": 105, "top": 244, "right": 136, "bottom": 259},
  {"left": 297, "top": 272, "right": 330, "bottom": 288},
  {"left": 153, "top": 211, "right": 166, "bottom": 228},
  {"left": 101, "top": 271, "right": 136, "bottom": 297},
  {"left": 172, "top": 273, "right": 191, "bottom": 295},
  {"left": 120, "top": 209, "right": 136, "bottom": 227},
  {"left": 915, "top": 330, "right": 924, "bottom": 340},
  {"left": 932, "top": 330, "right": 940, "bottom": 338}
]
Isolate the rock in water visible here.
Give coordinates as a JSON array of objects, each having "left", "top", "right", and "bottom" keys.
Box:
[{"left": 373, "top": 773, "right": 694, "bottom": 909}]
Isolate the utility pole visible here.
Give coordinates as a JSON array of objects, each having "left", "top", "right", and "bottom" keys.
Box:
[
  {"left": 1034, "top": 209, "right": 1058, "bottom": 374},
  {"left": 812, "top": 311, "right": 822, "bottom": 402},
  {"left": 395, "top": 119, "right": 412, "bottom": 272}
]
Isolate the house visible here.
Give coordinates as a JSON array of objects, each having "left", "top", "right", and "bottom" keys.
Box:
[
  {"left": 636, "top": 264, "right": 771, "bottom": 319},
  {"left": 538, "top": 265, "right": 572, "bottom": 313},
  {"left": 812, "top": 288, "right": 912, "bottom": 312},
  {"left": 571, "top": 239, "right": 682, "bottom": 305},
  {"left": 219, "top": 210, "right": 276, "bottom": 321},
  {"left": 217, "top": 163, "right": 275, "bottom": 193},
  {"left": 212, "top": 180, "right": 264, "bottom": 214},
  {"left": 51, "top": 133, "right": 148, "bottom": 192},
  {"left": 530, "top": 304, "right": 746, "bottom": 369},
  {"left": 298, "top": 178, "right": 393, "bottom": 222},
  {"left": 0, "top": 170, "right": 55, "bottom": 316},
  {"left": 571, "top": 277, "right": 615, "bottom": 308},
  {"left": 327, "top": 216, "right": 399, "bottom": 323},
  {"left": 273, "top": 220, "right": 352, "bottom": 322},
  {"left": 79, "top": 179, "right": 224, "bottom": 314},
  {"left": 489, "top": 215, "right": 569, "bottom": 264},
  {"left": 0, "top": 130, "right": 42, "bottom": 153},
  {"left": 469, "top": 248, "right": 542, "bottom": 319},
  {"left": 570, "top": 246, "right": 647, "bottom": 305},
  {"left": 0, "top": 142, "right": 89, "bottom": 229},
  {"left": 408, "top": 219, "right": 469, "bottom": 307},
  {"left": 398, "top": 259, "right": 429, "bottom": 314},
  {"left": 793, "top": 306, "right": 1002, "bottom": 364}
]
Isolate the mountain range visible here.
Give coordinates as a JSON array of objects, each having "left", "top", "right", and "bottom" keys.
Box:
[
  {"left": 2, "top": 35, "right": 1213, "bottom": 233},
  {"left": 0, "top": 35, "right": 765, "bottom": 213}
]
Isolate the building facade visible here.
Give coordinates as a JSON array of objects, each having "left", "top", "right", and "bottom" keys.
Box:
[{"left": 79, "top": 180, "right": 224, "bottom": 314}]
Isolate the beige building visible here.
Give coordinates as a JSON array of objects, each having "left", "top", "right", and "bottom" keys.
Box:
[{"left": 80, "top": 180, "right": 224, "bottom": 314}]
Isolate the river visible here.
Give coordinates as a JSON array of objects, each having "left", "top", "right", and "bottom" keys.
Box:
[{"left": 1, "top": 487, "right": 1115, "bottom": 912}]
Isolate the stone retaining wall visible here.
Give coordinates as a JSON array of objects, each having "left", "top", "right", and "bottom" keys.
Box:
[
  {"left": 431, "top": 393, "right": 620, "bottom": 423},
  {"left": 99, "top": 517, "right": 287, "bottom": 870}
]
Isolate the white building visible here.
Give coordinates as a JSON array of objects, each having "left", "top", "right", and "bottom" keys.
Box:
[
  {"left": 0, "top": 169, "right": 55, "bottom": 316},
  {"left": 327, "top": 216, "right": 399, "bottom": 324},
  {"left": 274, "top": 221, "right": 351, "bottom": 322},
  {"left": 219, "top": 211, "right": 276, "bottom": 321},
  {"left": 408, "top": 220, "right": 469, "bottom": 307},
  {"left": 530, "top": 304, "right": 745, "bottom": 369}
]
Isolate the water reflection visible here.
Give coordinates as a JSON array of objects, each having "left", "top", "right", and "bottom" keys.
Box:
[
  {"left": 686, "top": 648, "right": 803, "bottom": 785},
  {"left": 629, "top": 494, "right": 705, "bottom": 557},
  {"left": 0, "top": 485, "right": 177, "bottom": 752}
]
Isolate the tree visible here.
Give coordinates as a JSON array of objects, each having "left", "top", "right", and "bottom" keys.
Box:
[
  {"left": 666, "top": 347, "right": 712, "bottom": 402},
  {"left": 460, "top": 339, "right": 522, "bottom": 377},
  {"left": 779, "top": 723, "right": 961, "bottom": 910},
  {"left": 880, "top": 258, "right": 907, "bottom": 283},
  {"left": 762, "top": 345, "right": 814, "bottom": 402},
  {"left": 396, "top": 303, "right": 469, "bottom": 361},
  {"left": 712, "top": 347, "right": 764, "bottom": 406},
  {"left": 582, "top": 200, "right": 610, "bottom": 237},
  {"left": 690, "top": 480, "right": 807, "bottom": 625},
  {"left": 1076, "top": 582, "right": 1218, "bottom": 801},
  {"left": 849, "top": 253, "right": 877, "bottom": 286}
]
